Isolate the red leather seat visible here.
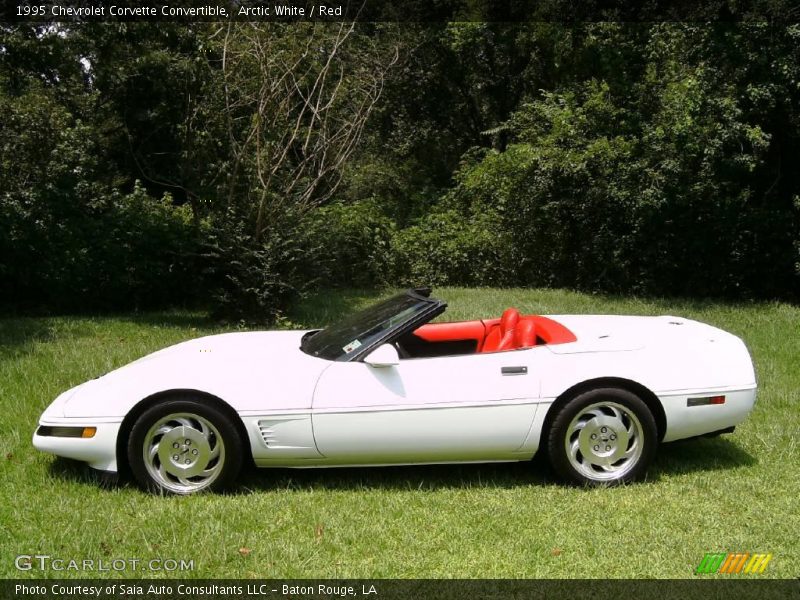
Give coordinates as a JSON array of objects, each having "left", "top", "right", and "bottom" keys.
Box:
[
  {"left": 482, "top": 308, "right": 520, "bottom": 352},
  {"left": 515, "top": 319, "right": 537, "bottom": 348}
]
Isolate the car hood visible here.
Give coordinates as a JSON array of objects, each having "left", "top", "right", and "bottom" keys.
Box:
[
  {"left": 54, "top": 331, "right": 332, "bottom": 418},
  {"left": 545, "top": 315, "right": 742, "bottom": 354},
  {"left": 126, "top": 330, "right": 310, "bottom": 365}
]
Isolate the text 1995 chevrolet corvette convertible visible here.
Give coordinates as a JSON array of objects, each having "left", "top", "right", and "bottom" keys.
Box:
[{"left": 34, "top": 288, "right": 757, "bottom": 494}]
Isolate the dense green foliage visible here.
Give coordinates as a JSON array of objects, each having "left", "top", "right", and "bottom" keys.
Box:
[
  {"left": 2, "top": 22, "right": 798, "bottom": 318},
  {"left": 391, "top": 207, "right": 513, "bottom": 287},
  {"left": 301, "top": 199, "right": 396, "bottom": 288},
  {"left": 0, "top": 24, "right": 209, "bottom": 312},
  {"left": 431, "top": 25, "right": 800, "bottom": 299}
]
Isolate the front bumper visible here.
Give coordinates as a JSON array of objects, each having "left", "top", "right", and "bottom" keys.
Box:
[{"left": 33, "top": 419, "right": 122, "bottom": 472}]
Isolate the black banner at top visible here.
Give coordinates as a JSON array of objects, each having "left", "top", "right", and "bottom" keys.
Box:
[{"left": 4, "top": 0, "right": 800, "bottom": 23}]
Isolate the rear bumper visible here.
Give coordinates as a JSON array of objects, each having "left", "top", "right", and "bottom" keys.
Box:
[
  {"left": 33, "top": 419, "right": 121, "bottom": 472},
  {"left": 660, "top": 386, "right": 757, "bottom": 442}
]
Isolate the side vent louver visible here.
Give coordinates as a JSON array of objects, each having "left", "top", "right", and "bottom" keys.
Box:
[{"left": 258, "top": 421, "right": 276, "bottom": 447}]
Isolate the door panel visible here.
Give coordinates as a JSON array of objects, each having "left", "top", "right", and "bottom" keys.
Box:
[
  {"left": 312, "top": 404, "right": 536, "bottom": 463},
  {"left": 311, "top": 349, "right": 543, "bottom": 462}
]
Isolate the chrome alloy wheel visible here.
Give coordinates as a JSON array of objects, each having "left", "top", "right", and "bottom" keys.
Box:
[
  {"left": 565, "top": 401, "right": 644, "bottom": 481},
  {"left": 143, "top": 413, "right": 225, "bottom": 494}
]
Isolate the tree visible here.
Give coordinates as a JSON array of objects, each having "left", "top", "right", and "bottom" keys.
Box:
[{"left": 216, "top": 22, "right": 400, "bottom": 240}]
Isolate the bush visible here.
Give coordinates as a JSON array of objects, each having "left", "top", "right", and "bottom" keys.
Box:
[
  {"left": 0, "top": 180, "right": 202, "bottom": 313},
  {"left": 390, "top": 207, "right": 514, "bottom": 287},
  {"left": 299, "top": 199, "right": 396, "bottom": 288},
  {"left": 449, "top": 123, "right": 643, "bottom": 293},
  {"left": 443, "top": 74, "right": 799, "bottom": 300},
  {"left": 87, "top": 185, "right": 204, "bottom": 309},
  {"left": 0, "top": 78, "right": 204, "bottom": 313},
  {"left": 202, "top": 211, "right": 306, "bottom": 323}
]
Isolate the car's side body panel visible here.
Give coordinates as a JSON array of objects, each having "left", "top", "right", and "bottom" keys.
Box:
[
  {"left": 254, "top": 404, "right": 538, "bottom": 467},
  {"left": 535, "top": 315, "right": 757, "bottom": 444},
  {"left": 249, "top": 414, "right": 321, "bottom": 459}
]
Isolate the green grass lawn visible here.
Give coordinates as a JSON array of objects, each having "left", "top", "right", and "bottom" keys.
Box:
[{"left": 0, "top": 288, "right": 797, "bottom": 579}]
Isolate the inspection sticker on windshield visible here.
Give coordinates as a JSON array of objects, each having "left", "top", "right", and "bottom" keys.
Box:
[{"left": 342, "top": 339, "right": 362, "bottom": 354}]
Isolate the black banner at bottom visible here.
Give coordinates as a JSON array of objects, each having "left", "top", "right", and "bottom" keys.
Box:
[{"left": 4, "top": 579, "right": 799, "bottom": 600}]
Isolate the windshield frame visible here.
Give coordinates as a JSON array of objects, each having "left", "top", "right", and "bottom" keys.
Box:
[{"left": 300, "top": 289, "right": 446, "bottom": 362}]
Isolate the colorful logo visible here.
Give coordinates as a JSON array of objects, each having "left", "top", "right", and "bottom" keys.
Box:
[{"left": 696, "top": 552, "right": 772, "bottom": 574}]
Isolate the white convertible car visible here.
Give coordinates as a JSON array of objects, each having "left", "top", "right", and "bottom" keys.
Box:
[{"left": 34, "top": 288, "right": 757, "bottom": 494}]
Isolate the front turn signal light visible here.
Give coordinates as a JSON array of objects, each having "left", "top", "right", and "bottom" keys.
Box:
[{"left": 37, "top": 425, "right": 98, "bottom": 438}]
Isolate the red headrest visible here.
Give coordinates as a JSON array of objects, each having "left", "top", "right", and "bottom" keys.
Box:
[
  {"left": 500, "top": 308, "right": 520, "bottom": 332},
  {"left": 515, "top": 319, "right": 537, "bottom": 348}
]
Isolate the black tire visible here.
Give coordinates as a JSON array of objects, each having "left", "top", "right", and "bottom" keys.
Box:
[
  {"left": 127, "top": 397, "right": 244, "bottom": 495},
  {"left": 546, "top": 387, "right": 658, "bottom": 486}
]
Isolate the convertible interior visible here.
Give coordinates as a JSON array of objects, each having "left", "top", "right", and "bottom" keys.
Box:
[{"left": 398, "top": 308, "right": 577, "bottom": 359}]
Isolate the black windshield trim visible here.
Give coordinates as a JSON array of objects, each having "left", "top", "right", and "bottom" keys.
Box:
[
  {"left": 346, "top": 296, "right": 446, "bottom": 362},
  {"left": 299, "top": 330, "right": 320, "bottom": 351},
  {"left": 299, "top": 289, "right": 446, "bottom": 362}
]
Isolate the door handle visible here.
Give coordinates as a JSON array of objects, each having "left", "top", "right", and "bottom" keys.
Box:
[{"left": 501, "top": 366, "right": 527, "bottom": 375}]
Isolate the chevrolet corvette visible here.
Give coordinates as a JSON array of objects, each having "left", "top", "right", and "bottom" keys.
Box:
[{"left": 33, "top": 288, "right": 757, "bottom": 494}]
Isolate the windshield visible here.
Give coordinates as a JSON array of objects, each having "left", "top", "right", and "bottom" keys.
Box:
[{"left": 301, "top": 292, "right": 435, "bottom": 361}]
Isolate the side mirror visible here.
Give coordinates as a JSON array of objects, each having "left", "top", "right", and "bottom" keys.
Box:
[{"left": 363, "top": 343, "right": 400, "bottom": 368}]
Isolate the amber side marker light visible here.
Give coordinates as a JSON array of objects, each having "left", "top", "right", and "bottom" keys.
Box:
[
  {"left": 37, "top": 426, "right": 97, "bottom": 438},
  {"left": 687, "top": 395, "right": 726, "bottom": 407}
]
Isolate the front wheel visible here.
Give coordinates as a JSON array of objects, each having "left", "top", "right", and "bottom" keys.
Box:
[
  {"left": 127, "top": 398, "right": 244, "bottom": 494},
  {"left": 546, "top": 388, "right": 658, "bottom": 486}
]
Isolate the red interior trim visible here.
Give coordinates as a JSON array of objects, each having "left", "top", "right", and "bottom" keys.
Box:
[
  {"left": 530, "top": 315, "right": 578, "bottom": 345},
  {"left": 413, "top": 320, "right": 487, "bottom": 350},
  {"left": 413, "top": 314, "right": 576, "bottom": 351}
]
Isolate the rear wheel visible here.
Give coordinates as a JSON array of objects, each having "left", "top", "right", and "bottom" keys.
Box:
[
  {"left": 546, "top": 388, "right": 657, "bottom": 485},
  {"left": 128, "top": 398, "right": 243, "bottom": 494}
]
